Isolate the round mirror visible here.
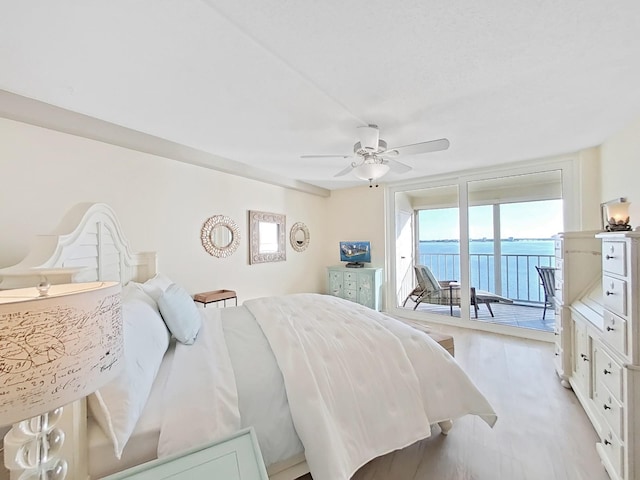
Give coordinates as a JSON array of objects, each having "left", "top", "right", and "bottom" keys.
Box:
[
  {"left": 211, "top": 224, "right": 233, "bottom": 248},
  {"left": 290, "top": 222, "right": 310, "bottom": 252},
  {"left": 201, "top": 215, "right": 240, "bottom": 258}
]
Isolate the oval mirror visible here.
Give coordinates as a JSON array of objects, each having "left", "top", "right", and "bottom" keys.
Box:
[
  {"left": 290, "top": 222, "right": 310, "bottom": 252},
  {"left": 201, "top": 215, "right": 240, "bottom": 258}
]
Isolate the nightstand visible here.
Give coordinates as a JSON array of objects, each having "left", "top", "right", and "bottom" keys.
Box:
[
  {"left": 101, "top": 428, "right": 267, "bottom": 479},
  {"left": 193, "top": 289, "right": 238, "bottom": 307}
]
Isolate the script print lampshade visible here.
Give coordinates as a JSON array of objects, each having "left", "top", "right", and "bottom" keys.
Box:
[{"left": 0, "top": 281, "right": 122, "bottom": 479}]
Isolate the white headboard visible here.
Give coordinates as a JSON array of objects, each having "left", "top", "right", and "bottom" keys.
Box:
[{"left": 0, "top": 203, "right": 157, "bottom": 289}]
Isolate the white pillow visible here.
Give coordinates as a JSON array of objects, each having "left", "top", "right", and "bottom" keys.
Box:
[
  {"left": 157, "top": 283, "right": 202, "bottom": 345},
  {"left": 141, "top": 272, "right": 175, "bottom": 302},
  {"left": 87, "top": 284, "right": 171, "bottom": 459}
]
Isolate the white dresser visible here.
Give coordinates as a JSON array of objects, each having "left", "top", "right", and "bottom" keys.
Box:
[
  {"left": 553, "top": 231, "right": 602, "bottom": 387},
  {"left": 327, "top": 266, "right": 382, "bottom": 311},
  {"left": 568, "top": 232, "right": 640, "bottom": 480}
]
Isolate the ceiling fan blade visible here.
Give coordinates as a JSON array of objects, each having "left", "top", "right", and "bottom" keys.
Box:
[
  {"left": 300, "top": 154, "right": 351, "bottom": 159},
  {"left": 334, "top": 164, "right": 354, "bottom": 177},
  {"left": 384, "top": 158, "right": 412, "bottom": 174},
  {"left": 387, "top": 138, "right": 450, "bottom": 157}
]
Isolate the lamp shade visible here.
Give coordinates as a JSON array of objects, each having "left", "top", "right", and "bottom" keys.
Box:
[
  {"left": 352, "top": 162, "right": 390, "bottom": 181},
  {"left": 605, "top": 201, "right": 631, "bottom": 225},
  {"left": 0, "top": 282, "right": 122, "bottom": 426}
]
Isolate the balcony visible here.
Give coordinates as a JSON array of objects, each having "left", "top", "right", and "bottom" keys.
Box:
[{"left": 400, "top": 252, "right": 556, "bottom": 333}]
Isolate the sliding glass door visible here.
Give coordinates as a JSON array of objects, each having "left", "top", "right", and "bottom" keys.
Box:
[
  {"left": 467, "top": 171, "right": 563, "bottom": 331},
  {"left": 396, "top": 184, "right": 462, "bottom": 319},
  {"left": 389, "top": 164, "right": 569, "bottom": 336}
]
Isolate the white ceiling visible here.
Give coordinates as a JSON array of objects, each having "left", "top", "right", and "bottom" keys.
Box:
[{"left": 2, "top": 1, "right": 640, "bottom": 191}]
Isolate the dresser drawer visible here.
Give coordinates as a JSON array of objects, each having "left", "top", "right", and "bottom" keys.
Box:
[
  {"left": 602, "top": 241, "right": 626, "bottom": 276},
  {"left": 595, "top": 346, "right": 623, "bottom": 400},
  {"left": 602, "top": 310, "right": 627, "bottom": 355},
  {"left": 344, "top": 289, "right": 357, "bottom": 301},
  {"left": 595, "top": 382, "right": 624, "bottom": 440},
  {"left": 553, "top": 342, "right": 562, "bottom": 371},
  {"left": 600, "top": 429, "right": 624, "bottom": 480},
  {"left": 603, "top": 276, "right": 627, "bottom": 317},
  {"left": 555, "top": 239, "right": 563, "bottom": 259},
  {"left": 344, "top": 271, "right": 358, "bottom": 282}
]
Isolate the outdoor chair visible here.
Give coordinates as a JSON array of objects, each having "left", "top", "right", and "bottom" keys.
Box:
[
  {"left": 402, "top": 265, "right": 461, "bottom": 313},
  {"left": 535, "top": 265, "right": 556, "bottom": 320},
  {"left": 403, "top": 265, "right": 513, "bottom": 317}
]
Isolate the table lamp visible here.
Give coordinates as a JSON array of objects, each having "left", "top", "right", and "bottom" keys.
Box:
[{"left": 0, "top": 281, "right": 122, "bottom": 480}]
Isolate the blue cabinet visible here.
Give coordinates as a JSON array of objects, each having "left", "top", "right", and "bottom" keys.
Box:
[
  {"left": 327, "top": 266, "right": 382, "bottom": 311},
  {"left": 101, "top": 428, "right": 268, "bottom": 480}
]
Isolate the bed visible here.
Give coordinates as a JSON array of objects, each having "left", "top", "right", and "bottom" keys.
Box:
[{"left": 0, "top": 203, "right": 497, "bottom": 480}]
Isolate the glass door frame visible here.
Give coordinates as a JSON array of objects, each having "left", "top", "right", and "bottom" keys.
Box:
[{"left": 384, "top": 156, "right": 581, "bottom": 341}]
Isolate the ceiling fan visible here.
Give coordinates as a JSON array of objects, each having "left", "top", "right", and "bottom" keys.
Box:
[{"left": 301, "top": 125, "right": 450, "bottom": 187}]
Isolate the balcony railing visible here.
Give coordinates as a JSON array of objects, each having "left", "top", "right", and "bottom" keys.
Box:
[{"left": 417, "top": 253, "right": 555, "bottom": 304}]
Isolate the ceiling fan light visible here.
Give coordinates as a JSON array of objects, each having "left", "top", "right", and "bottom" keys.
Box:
[
  {"left": 357, "top": 125, "right": 380, "bottom": 151},
  {"left": 352, "top": 162, "right": 390, "bottom": 181}
]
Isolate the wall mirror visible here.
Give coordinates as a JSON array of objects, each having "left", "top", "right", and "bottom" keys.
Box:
[
  {"left": 201, "top": 215, "right": 240, "bottom": 258},
  {"left": 290, "top": 222, "right": 310, "bottom": 252},
  {"left": 249, "top": 210, "right": 286, "bottom": 264}
]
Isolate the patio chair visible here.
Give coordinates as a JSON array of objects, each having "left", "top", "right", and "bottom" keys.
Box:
[
  {"left": 402, "top": 265, "right": 461, "bottom": 313},
  {"left": 404, "top": 265, "right": 513, "bottom": 317},
  {"left": 535, "top": 266, "right": 556, "bottom": 320}
]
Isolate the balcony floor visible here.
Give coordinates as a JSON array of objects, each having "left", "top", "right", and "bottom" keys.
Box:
[{"left": 403, "top": 301, "right": 555, "bottom": 333}]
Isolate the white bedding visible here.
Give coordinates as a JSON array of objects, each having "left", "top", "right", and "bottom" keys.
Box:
[
  {"left": 88, "top": 307, "right": 303, "bottom": 477},
  {"left": 244, "top": 294, "right": 497, "bottom": 480},
  {"left": 89, "top": 294, "right": 497, "bottom": 480}
]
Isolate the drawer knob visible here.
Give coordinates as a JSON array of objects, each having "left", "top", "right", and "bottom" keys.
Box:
[
  {"left": 606, "top": 254, "right": 615, "bottom": 260},
  {"left": 554, "top": 353, "right": 559, "bottom": 356},
  {"left": 580, "top": 354, "right": 589, "bottom": 362},
  {"left": 604, "top": 439, "right": 612, "bottom": 446},
  {"left": 603, "top": 369, "right": 611, "bottom": 375},
  {"left": 603, "top": 404, "right": 611, "bottom": 410},
  {"left": 606, "top": 326, "right": 614, "bottom": 332},
  {"left": 605, "top": 291, "right": 613, "bottom": 296}
]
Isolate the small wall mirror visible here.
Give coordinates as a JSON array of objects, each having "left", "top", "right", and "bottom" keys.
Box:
[
  {"left": 201, "top": 215, "right": 240, "bottom": 258},
  {"left": 290, "top": 222, "right": 310, "bottom": 252},
  {"left": 249, "top": 210, "right": 286, "bottom": 264}
]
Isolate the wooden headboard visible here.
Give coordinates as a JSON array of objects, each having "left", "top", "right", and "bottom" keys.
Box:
[{"left": 0, "top": 203, "right": 157, "bottom": 289}]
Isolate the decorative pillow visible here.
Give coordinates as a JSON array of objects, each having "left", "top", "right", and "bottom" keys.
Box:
[
  {"left": 87, "top": 284, "right": 171, "bottom": 459},
  {"left": 157, "top": 283, "right": 202, "bottom": 345},
  {"left": 141, "top": 272, "right": 175, "bottom": 302}
]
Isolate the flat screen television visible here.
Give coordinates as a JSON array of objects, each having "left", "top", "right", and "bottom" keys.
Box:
[{"left": 339, "top": 241, "right": 371, "bottom": 268}]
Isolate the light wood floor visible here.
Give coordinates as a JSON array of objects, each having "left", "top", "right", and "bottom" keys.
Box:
[{"left": 300, "top": 325, "right": 608, "bottom": 480}]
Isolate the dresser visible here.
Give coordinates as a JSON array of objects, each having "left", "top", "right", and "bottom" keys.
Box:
[
  {"left": 327, "top": 266, "right": 382, "bottom": 311},
  {"left": 553, "top": 231, "right": 602, "bottom": 387},
  {"left": 101, "top": 428, "right": 268, "bottom": 480},
  {"left": 567, "top": 232, "right": 640, "bottom": 480}
]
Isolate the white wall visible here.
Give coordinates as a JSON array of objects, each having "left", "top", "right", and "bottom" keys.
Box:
[
  {"left": 600, "top": 114, "right": 640, "bottom": 224},
  {"left": 0, "top": 118, "right": 329, "bottom": 299},
  {"left": 323, "top": 186, "right": 387, "bottom": 301}
]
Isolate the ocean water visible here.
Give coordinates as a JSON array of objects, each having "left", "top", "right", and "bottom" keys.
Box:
[{"left": 418, "top": 240, "right": 555, "bottom": 302}]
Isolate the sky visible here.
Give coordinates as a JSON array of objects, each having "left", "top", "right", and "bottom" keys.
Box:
[{"left": 419, "top": 199, "right": 564, "bottom": 241}]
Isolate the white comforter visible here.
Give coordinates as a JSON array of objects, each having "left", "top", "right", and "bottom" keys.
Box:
[
  {"left": 158, "top": 293, "right": 497, "bottom": 480},
  {"left": 245, "top": 294, "right": 497, "bottom": 480}
]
